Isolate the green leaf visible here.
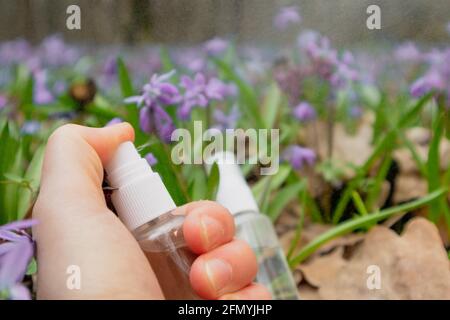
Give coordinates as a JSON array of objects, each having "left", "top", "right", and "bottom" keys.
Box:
[
  {"left": 213, "top": 58, "right": 265, "bottom": 129},
  {"left": 148, "top": 141, "right": 189, "bottom": 206},
  {"left": 371, "top": 94, "right": 388, "bottom": 143},
  {"left": 187, "top": 167, "right": 207, "bottom": 201},
  {"left": 85, "top": 102, "right": 121, "bottom": 120},
  {"left": 365, "top": 154, "right": 392, "bottom": 211},
  {"left": 398, "top": 93, "right": 433, "bottom": 128},
  {"left": 160, "top": 47, "right": 176, "bottom": 74},
  {"left": 206, "top": 162, "right": 220, "bottom": 201},
  {"left": 17, "top": 145, "right": 45, "bottom": 219},
  {"left": 352, "top": 191, "right": 368, "bottom": 216},
  {"left": 287, "top": 187, "right": 307, "bottom": 259},
  {"left": 26, "top": 258, "right": 37, "bottom": 275},
  {"left": 252, "top": 164, "right": 291, "bottom": 200},
  {"left": 0, "top": 122, "right": 23, "bottom": 223},
  {"left": 289, "top": 188, "right": 447, "bottom": 267},
  {"left": 2, "top": 173, "right": 23, "bottom": 184},
  {"left": 117, "top": 57, "right": 134, "bottom": 97},
  {"left": 427, "top": 112, "right": 445, "bottom": 222},
  {"left": 262, "top": 83, "right": 282, "bottom": 128},
  {"left": 332, "top": 129, "right": 396, "bottom": 225},
  {"left": 267, "top": 181, "right": 305, "bottom": 221},
  {"left": 400, "top": 132, "right": 428, "bottom": 177},
  {"left": 117, "top": 57, "right": 144, "bottom": 143}
]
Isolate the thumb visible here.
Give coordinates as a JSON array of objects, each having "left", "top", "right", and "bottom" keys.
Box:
[{"left": 36, "top": 123, "right": 134, "bottom": 216}]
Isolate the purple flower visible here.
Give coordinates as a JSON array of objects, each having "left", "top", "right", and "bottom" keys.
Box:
[
  {"left": 145, "top": 152, "right": 158, "bottom": 166},
  {"left": 204, "top": 37, "right": 228, "bottom": 56},
  {"left": 349, "top": 106, "right": 363, "bottom": 118},
  {"left": 125, "top": 70, "right": 180, "bottom": 107},
  {"left": 178, "top": 73, "right": 230, "bottom": 120},
  {"left": 0, "top": 39, "right": 31, "bottom": 65},
  {"left": 139, "top": 104, "right": 175, "bottom": 143},
  {"left": 282, "top": 145, "right": 316, "bottom": 170},
  {"left": 0, "top": 94, "right": 7, "bottom": 110},
  {"left": 185, "top": 58, "right": 206, "bottom": 73},
  {"left": 105, "top": 117, "right": 123, "bottom": 127},
  {"left": 103, "top": 55, "right": 117, "bottom": 77},
  {"left": 330, "top": 62, "right": 359, "bottom": 89},
  {"left": 395, "top": 42, "right": 422, "bottom": 63},
  {"left": 342, "top": 51, "right": 355, "bottom": 65},
  {"left": 8, "top": 283, "right": 31, "bottom": 300},
  {"left": 213, "top": 105, "right": 240, "bottom": 131},
  {"left": 33, "top": 70, "right": 54, "bottom": 105},
  {"left": 410, "top": 70, "right": 446, "bottom": 98},
  {"left": 0, "top": 219, "right": 37, "bottom": 300},
  {"left": 293, "top": 102, "right": 316, "bottom": 122},
  {"left": 40, "top": 34, "right": 78, "bottom": 66},
  {"left": 34, "top": 88, "right": 54, "bottom": 105},
  {"left": 274, "top": 67, "right": 304, "bottom": 106},
  {"left": 273, "top": 6, "right": 301, "bottom": 30},
  {"left": 297, "top": 30, "right": 320, "bottom": 50},
  {"left": 176, "top": 50, "right": 206, "bottom": 72},
  {"left": 304, "top": 35, "right": 339, "bottom": 80},
  {"left": 205, "top": 78, "right": 235, "bottom": 100},
  {"left": 21, "top": 121, "right": 41, "bottom": 135}
]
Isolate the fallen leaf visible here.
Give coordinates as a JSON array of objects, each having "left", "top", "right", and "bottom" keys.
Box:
[
  {"left": 298, "top": 248, "right": 346, "bottom": 288},
  {"left": 297, "top": 218, "right": 450, "bottom": 299},
  {"left": 393, "top": 174, "right": 428, "bottom": 203}
]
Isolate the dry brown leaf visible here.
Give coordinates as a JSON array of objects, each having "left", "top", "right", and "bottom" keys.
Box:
[
  {"left": 393, "top": 174, "right": 428, "bottom": 203},
  {"left": 297, "top": 218, "right": 450, "bottom": 299},
  {"left": 298, "top": 248, "right": 346, "bottom": 288}
]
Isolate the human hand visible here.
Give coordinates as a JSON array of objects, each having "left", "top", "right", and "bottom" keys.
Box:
[{"left": 32, "top": 123, "right": 270, "bottom": 300}]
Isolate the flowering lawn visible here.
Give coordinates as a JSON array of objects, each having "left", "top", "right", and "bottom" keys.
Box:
[{"left": 0, "top": 6, "right": 450, "bottom": 299}]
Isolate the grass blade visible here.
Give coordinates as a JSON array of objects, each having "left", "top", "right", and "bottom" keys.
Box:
[{"left": 289, "top": 188, "right": 447, "bottom": 267}]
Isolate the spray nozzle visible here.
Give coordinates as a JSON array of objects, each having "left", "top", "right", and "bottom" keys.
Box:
[{"left": 105, "top": 141, "right": 176, "bottom": 231}]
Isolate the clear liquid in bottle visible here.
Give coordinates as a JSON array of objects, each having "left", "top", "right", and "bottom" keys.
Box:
[
  {"left": 133, "top": 211, "right": 200, "bottom": 300},
  {"left": 235, "top": 211, "right": 299, "bottom": 300}
]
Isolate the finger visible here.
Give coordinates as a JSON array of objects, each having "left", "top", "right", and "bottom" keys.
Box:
[
  {"left": 35, "top": 122, "right": 134, "bottom": 218},
  {"left": 218, "top": 283, "right": 272, "bottom": 300},
  {"left": 189, "top": 239, "right": 257, "bottom": 299},
  {"left": 181, "top": 200, "right": 235, "bottom": 254}
]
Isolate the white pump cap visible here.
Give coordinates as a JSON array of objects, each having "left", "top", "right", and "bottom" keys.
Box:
[
  {"left": 105, "top": 142, "right": 176, "bottom": 231},
  {"left": 207, "top": 151, "right": 259, "bottom": 215}
]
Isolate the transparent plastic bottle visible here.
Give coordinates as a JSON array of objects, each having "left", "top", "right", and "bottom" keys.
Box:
[
  {"left": 133, "top": 212, "right": 200, "bottom": 299},
  {"left": 209, "top": 152, "right": 299, "bottom": 300},
  {"left": 234, "top": 211, "right": 299, "bottom": 300},
  {"left": 105, "top": 142, "right": 199, "bottom": 299}
]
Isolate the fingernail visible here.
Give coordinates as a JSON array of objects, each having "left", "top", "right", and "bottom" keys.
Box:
[
  {"left": 204, "top": 259, "right": 232, "bottom": 294},
  {"left": 200, "top": 215, "right": 225, "bottom": 249}
]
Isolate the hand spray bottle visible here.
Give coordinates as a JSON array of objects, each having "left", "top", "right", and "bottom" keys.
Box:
[
  {"left": 209, "top": 151, "right": 299, "bottom": 300},
  {"left": 105, "top": 142, "right": 199, "bottom": 299}
]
